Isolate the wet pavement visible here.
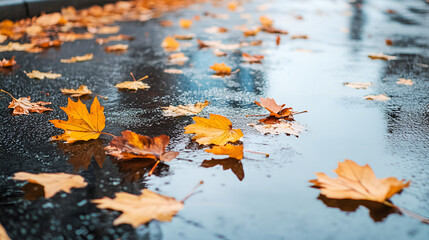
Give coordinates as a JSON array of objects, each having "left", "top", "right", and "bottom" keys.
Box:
[{"left": 1, "top": 0, "right": 429, "bottom": 239}]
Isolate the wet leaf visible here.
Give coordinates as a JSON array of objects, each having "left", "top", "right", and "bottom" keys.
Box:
[
  {"left": 49, "top": 97, "right": 105, "bottom": 143},
  {"left": 1, "top": 89, "right": 52, "bottom": 115},
  {"left": 0, "top": 223, "right": 10, "bottom": 240},
  {"left": 179, "top": 19, "right": 193, "bottom": 28},
  {"left": 310, "top": 159, "right": 410, "bottom": 202},
  {"left": 92, "top": 189, "right": 184, "bottom": 228},
  {"left": 259, "top": 16, "right": 273, "bottom": 27},
  {"left": 174, "top": 34, "right": 195, "bottom": 40},
  {"left": 243, "top": 28, "right": 260, "bottom": 37},
  {"left": 0, "top": 56, "right": 16, "bottom": 67},
  {"left": 164, "top": 69, "right": 183, "bottom": 74},
  {"left": 255, "top": 97, "right": 294, "bottom": 119},
  {"left": 201, "top": 158, "right": 244, "bottom": 181},
  {"left": 210, "top": 62, "right": 232, "bottom": 75},
  {"left": 162, "top": 100, "right": 209, "bottom": 117},
  {"left": 396, "top": 78, "right": 413, "bottom": 86},
  {"left": 96, "top": 34, "right": 134, "bottom": 44},
  {"left": 385, "top": 39, "right": 393, "bottom": 46},
  {"left": 115, "top": 73, "right": 149, "bottom": 91},
  {"left": 291, "top": 34, "right": 308, "bottom": 39},
  {"left": 368, "top": 53, "right": 397, "bottom": 61},
  {"left": 261, "top": 26, "right": 288, "bottom": 34},
  {"left": 184, "top": 114, "right": 243, "bottom": 145},
  {"left": 0, "top": 42, "right": 38, "bottom": 52},
  {"left": 58, "top": 32, "right": 94, "bottom": 42},
  {"left": 60, "top": 53, "right": 93, "bottom": 63},
  {"left": 57, "top": 140, "right": 105, "bottom": 171},
  {"left": 197, "top": 39, "right": 240, "bottom": 50},
  {"left": 162, "top": 36, "right": 180, "bottom": 51},
  {"left": 168, "top": 52, "right": 189, "bottom": 65},
  {"left": 364, "top": 94, "right": 390, "bottom": 101},
  {"left": 105, "top": 130, "right": 179, "bottom": 162},
  {"left": 213, "top": 49, "right": 227, "bottom": 57},
  {"left": 105, "top": 44, "right": 128, "bottom": 52},
  {"left": 242, "top": 53, "right": 264, "bottom": 63},
  {"left": 205, "top": 26, "right": 228, "bottom": 34},
  {"left": 0, "top": 34, "right": 6, "bottom": 43},
  {"left": 25, "top": 70, "right": 61, "bottom": 80},
  {"left": 36, "top": 12, "right": 63, "bottom": 27},
  {"left": 88, "top": 26, "right": 120, "bottom": 34},
  {"left": 160, "top": 20, "right": 173, "bottom": 27},
  {"left": 13, "top": 172, "right": 87, "bottom": 198},
  {"left": 276, "top": 35, "right": 281, "bottom": 46},
  {"left": 343, "top": 82, "right": 373, "bottom": 89},
  {"left": 61, "top": 85, "right": 92, "bottom": 97},
  {"left": 228, "top": 1, "right": 238, "bottom": 11},
  {"left": 248, "top": 120, "right": 303, "bottom": 137},
  {"left": 205, "top": 144, "right": 243, "bottom": 159}
]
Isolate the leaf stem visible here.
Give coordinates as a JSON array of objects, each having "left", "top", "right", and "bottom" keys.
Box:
[
  {"left": 0, "top": 89, "right": 16, "bottom": 100},
  {"left": 99, "top": 132, "right": 116, "bottom": 138},
  {"left": 93, "top": 93, "right": 108, "bottom": 100},
  {"left": 293, "top": 110, "right": 308, "bottom": 115},
  {"left": 245, "top": 114, "right": 266, "bottom": 117},
  {"left": 148, "top": 160, "right": 160, "bottom": 176},
  {"left": 130, "top": 72, "right": 148, "bottom": 82},
  {"left": 382, "top": 201, "right": 429, "bottom": 224},
  {"left": 244, "top": 149, "right": 269, "bottom": 157},
  {"left": 181, "top": 181, "right": 204, "bottom": 203}
]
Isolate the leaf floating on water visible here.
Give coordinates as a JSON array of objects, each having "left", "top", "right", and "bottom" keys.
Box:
[
  {"left": 396, "top": 78, "right": 413, "bottom": 86},
  {"left": 368, "top": 53, "right": 397, "bottom": 61},
  {"left": 259, "top": 16, "right": 273, "bottom": 27},
  {"left": 310, "top": 159, "right": 410, "bottom": 202},
  {"left": 248, "top": 120, "right": 303, "bottom": 137},
  {"left": 343, "top": 82, "right": 373, "bottom": 89},
  {"left": 13, "top": 172, "right": 87, "bottom": 198},
  {"left": 25, "top": 70, "right": 62, "bottom": 80},
  {"left": 162, "top": 100, "right": 209, "bottom": 117},
  {"left": 364, "top": 94, "right": 390, "bottom": 101},
  {"left": 255, "top": 97, "right": 295, "bottom": 119},
  {"left": 205, "top": 144, "right": 243, "bottom": 160},
  {"left": 1, "top": 89, "right": 52, "bottom": 115},
  {"left": 115, "top": 73, "right": 150, "bottom": 91},
  {"left": 174, "top": 34, "right": 195, "bottom": 40},
  {"left": 60, "top": 53, "right": 93, "bottom": 63}
]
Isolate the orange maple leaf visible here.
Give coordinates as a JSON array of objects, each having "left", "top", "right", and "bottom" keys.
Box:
[
  {"left": 1, "top": 89, "right": 52, "bottom": 115},
  {"left": 105, "top": 130, "right": 179, "bottom": 162},
  {"left": 161, "top": 36, "right": 180, "bottom": 51},
  {"left": 205, "top": 144, "right": 243, "bottom": 159},
  {"left": 184, "top": 114, "right": 243, "bottom": 145},
  {"left": 310, "top": 159, "right": 410, "bottom": 203},
  {"left": 0, "top": 56, "right": 16, "bottom": 67},
  {"left": 179, "top": 19, "right": 193, "bottom": 28},
  {"left": 49, "top": 97, "right": 106, "bottom": 143},
  {"left": 255, "top": 97, "right": 294, "bottom": 119},
  {"left": 210, "top": 62, "right": 231, "bottom": 75}
]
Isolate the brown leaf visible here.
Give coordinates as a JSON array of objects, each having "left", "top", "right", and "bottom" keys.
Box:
[
  {"left": 105, "top": 130, "right": 179, "bottom": 162},
  {"left": 242, "top": 53, "right": 264, "bottom": 63},
  {"left": 57, "top": 140, "right": 105, "bottom": 171},
  {"left": 368, "top": 53, "right": 397, "bottom": 61},
  {"left": 276, "top": 35, "right": 280, "bottom": 46},
  {"left": 13, "top": 172, "right": 87, "bottom": 198},
  {"left": 255, "top": 97, "right": 294, "bottom": 119},
  {"left": 205, "top": 144, "right": 243, "bottom": 159},
  {"left": 385, "top": 39, "right": 393, "bottom": 46},
  {"left": 1, "top": 89, "right": 52, "bottom": 115},
  {"left": 92, "top": 189, "right": 184, "bottom": 228},
  {"left": 201, "top": 158, "right": 244, "bottom": 181},
  {"left": 61, "top": 85, "right": 92, "bottom": 97},
  {"left": 162, "top": 100, "right": 209, "bottom": 117},
  {"left": 174, "top": 34, "right": 195, "bottom": 40},
  {"left": 95, "top": 34, "right": 134, "bottom": 44},
  {"left": 310, "top": 159, "right": 410, "bottom": 202},
  {"left": 261, "top": 26, "right": 288, "bottom": 34},
  {"left": 115, "top": 73, "right": 149, "bottom": 91},
  {"left": 105, "top": 44, "right": 128, "bottom": 52},
  {"left": 291, "top": 34, "right": 308, "bottom": 39},
  {"left": 25, "top": 70, "right": 62, "bottom": 80},
  {"left": 0, "top": 56, "right": 16, "bottom": 67},
  {"left": 60, "top": 53, "right": 93, "bottom": 63}
]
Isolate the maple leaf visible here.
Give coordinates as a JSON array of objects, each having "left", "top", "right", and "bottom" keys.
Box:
[
  {"left": 255, "top": 97, "right": 294, "bottom": 119},
  {"left": 95, "top": 34, "right": 134, "bottom": 44},
  {"left": 210, "top": 62, "right": 232, "bottom": 75},
  {"left": 0, "top": 56, "right": 16, "bottom": 67},
  {"left": 343, "top": 82, "right": 372, "bottom": 89},
  {"left": 248, "top": 120, "right": 303, "bottom": 137},
  {"left": 57, "top": 140, "right": 105, "bottom": 171},
  {"left": 1, "top": 89, "right": 53, "bottom": 115},
  {"left": 364, "top": 94, "right": 390, "bottom": 101},
  {"left": 61, "top": 85, "right": 92, "bottom": 97},
  {"left": 25, "top": 70, "right": 62, "bottom": 80},
  {"left": 205, "top": 144, "right": 243, "bottom": 159},
  {"left": 49, "top": 97, "right": 106, "bottom": 143},
  {"left": 13, "top": 172, "right": 87, "bottom": 198},
  {"left": 164, "top": 69, "right": 183, "bottom": 74},
  {"left": 310, "top": 159, "right": 410, "bottom": 203},
  {"left": 184, "top": 114, "right": 243, "bottom": 145},
  {"left": 179, "top": 19, "right": 193, "bottom": 28},
  {"left": 60, "top": 53, "right": 93, "bottom": 63},
  {"left": 105, "top": 130, "right": 179, "bottom": 162},
  {"left": 105, "top": 44, "right": 129, "bottom": 52},
  {"left": 242, "top": 53, "right": 264, "bottom": 63},
  {"left": 397, "top": 78, "right": 413, "bottom": 86},
  {"left": 368, "top": 53, "right": 397, "bottom": 61},
  {"left": 0, "top": 223, "right": 10, "bottom": 240},
  {"left": 115, "top": 73, "right": 150, "bottom": 91},
  {"left": 92, "top": 189, "right": 184, "bottom": 228},
  {"left": 161, "top": 36, "right": 180, "bottom": 51},
  {"left": 162, "top": 100, "right": 209, "bottom": 117}
]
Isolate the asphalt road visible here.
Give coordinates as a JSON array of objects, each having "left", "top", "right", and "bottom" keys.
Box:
[{"left": 1, "top": 0, "right": 429, "bottom": 239}]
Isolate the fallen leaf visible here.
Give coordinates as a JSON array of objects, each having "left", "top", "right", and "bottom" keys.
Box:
[
  {"left": 0, "top": 42, "right": 37, "bottom": 52},
  {"left": 201, "top": 158, "right": 244, "bottom": 181},
  {"left": 162, "top": 100, "right": 209, "bottom": 117},
  {"left": 25, "top": 70, "right": 62, "bottom": 80},
  {"left": 57, "top": 140, "right": 105, "bottom": 171},
  {"left": 205, "top": 144, "right": 243, "bottom": 159},
  {"left": 105, "top": 44, "right": 128, "bottom": 52},
  {"left": 179, "top": 19, "right": 192, "bottom": 28},
  {"left": 92, "top": 189, "right": 184, "bottom": 227},
  {"left": 96, "top": 34, "right": 134, "bottom": 44},
  {"left": 105, "top": 130, "right": 179, "bottom": 162},
  {"left": 36, "top": 12, "right": 63, "bottom": 27},
  {"left": 0, "top": 223, "right": 10, "bottom": 240},
  {"left": 243, "top": 28, "right": 260, "bottom": 37},
  {"left": 213, "top": 49, "right": 227, "bottom": 57},
  {"left": 168, "top": 52, "right": 189, "bottom": 65},
  {"left": 160, "top": 20, "right": 173, "bottom": 27},
  {"left": 205, "top": 26, "right": 228, "bottom": 34},
  {"left": 261, "top": 26, "right": 288, "bottom": 34},
  {"left": 0, "top": 34, "right": 6, "bottom": 43},
  {"left": 0, "top": 56, "right": 16, "bottom": 67},
  {"left": 88, "top": 26, "right": 120, "bottom": 34},
  {"left": 164, "top": 69, "right": 183, "bottom": 74},
  {"left": 260, "top": 16, "right": 273, "bottom": 27},
  {"left": 255, "top": 97, "right": 294, "bottom": 119},
  {"left": 203, "top": 12, "right": 230, "bottom": 20},
  {"left": 396, "top": 78, "right": 413, "bottom": 86},
  {"left": 61, "top": 85, "right": 92, "bottom": 97},
  {"left": 13, "top": 172, "right": 87, "bottom": 198},
  {"left": 210, "top": 62, "right": 232, "bottom": 75},
  {"left": 248, "top": 120, "right": 303, "bottom": 137},
  {"left": 276, "top": 35, "right": 281, "bottom": 46},
  {"left": 58, "top": 32, "right": 94, "bottom": 42},
  {"left": 196, "top": 39, "right": 240, "bottom": 50},
  {"left": 291, "top": 34, "right": 308, "bottom": 39},
  {"left": 343, "top": 82, "right": 373, "bottom": 89},
  {"left": 310, "top": 159, "right": 410, "bottom": 202},
  {"left": 49, "top": 97, "right": 105, "bottom": 143},
  {"left": 60, "top": 53, "right": 93, "bottom": 63},
  {"left": 242, "top": 53, "right": 264, "bottom": 63},
  {"left": 162, "top": 36, "right": 180, "bottom": 51},
  {"left": 174, "top": 34, "right": 195, "bottom": 40},
  {"left": 184, "top": 114, "right": 243, "bottom": 145},
  {"left": 385, "top": 39, "right": 393, "bottom": 46},
  {"left": 364, "top": 94, "right": 390, "bottom": 101},
  {"left": 228, "top": 1, "right": 238, "bottom": 11},
  {"left": 115, "top": 73, "right": 150, "bottom": 91},
  {"left": 368, "top": 53, "right": 397, "bottom": 61},
  {"left": 1, "top": 89, "right": 52, "bottom": 115}
]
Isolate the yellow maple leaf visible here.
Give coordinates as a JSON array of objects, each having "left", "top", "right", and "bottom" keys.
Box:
[
  {"left": 210, "top": 62, "right": 231, "bottom": 75},
  {"left": 161, "top": 36, "right": 180, "bottom": 51},
  {"left": 25, "top": 70, "right": 61, "bottom": 80},
  {"left": 179, "top": 19, "right": 192, "bottom": 28},
  {"left": 184, "top": 114, "right": 243, "bottom": 145},
  {"left": 49, "top": 97, "right": 106, "bottom": 143},
  {"left": 115, "top": 73, "right": 149, "bottom": 91}
]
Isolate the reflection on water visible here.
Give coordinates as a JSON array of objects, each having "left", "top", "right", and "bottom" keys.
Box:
[
  {"left": 21, "top": 183, "right": 45, "bottom": 201},
  {"left": 57, "top": 140, "right": 105, "bottom": 172},
  {"left": 115, "top": 158, "right": 170, "bottom": 182},
  {"left": 201, "top": 158, "right": 245, "bottom": 181}
]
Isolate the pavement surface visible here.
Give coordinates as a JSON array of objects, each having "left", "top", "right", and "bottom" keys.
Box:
[{"left": 1, "top": 0, "right": 429, "bottom": 239}]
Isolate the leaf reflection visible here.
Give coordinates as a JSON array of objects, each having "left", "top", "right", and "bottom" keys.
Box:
[
  {"left": 57, "top": 139, "right": 105, "bottom": 171},
  {"left": 201, "top": 158, "right": 244, "bottom": 181},
  {"left": 114, "top": 158, "right": 170, "bottom": 182},
  {"left": 21, "top": 183, "right": 45, "bottom": 201},
  {"left": 317, "top": 194, "right": 399, "bottom": 222}
]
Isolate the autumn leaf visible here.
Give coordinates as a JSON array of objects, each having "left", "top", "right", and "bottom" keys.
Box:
[
  {"left": 25, "top": 70, "right": 62, "bottom": 80},
  {"left": 255, "top": 97, "right": 294, "bottom": 119},
  {"left": 57, "top": 140, "right": 105, "bottom": 171},
  {"left": 184, "top": 114, "right": 243, "bottom": 145},
  {"left": 201, "top": 158, "right": 244, "bottom": 181},
  {"left": 1, "top": 89, "right": 52, "bottom": 115},
  {"left": 0, "top": 42, "right": 39, "bottom": 52},
  {"left": 115, "top": 73, "right": 150, "bottom": 91},
  {"left": 60, "top": 53, "right": 93, "bottom": 63},
  {"left": 105, "top": 130, "right": 179, "bottom": 162},
  {"left": 13, "top": 172, "right": 87, "bottom": 198},
  {"left": 0, "top": 56, "right": 16, "bottom": 67},
  {"left": 88, "top": 26, "right": 120, "bottom": 34},
  {"left": 160, "top": 20, "right": 173, "bottom": 27},
  {"left": 203, "top": 12, "right": 230, "bottom": 20},
  {"left": 260, "top": 16, "right": 273, "bottom": 27},
  {"left": 205, "top": 144, "right": 243, "bottom": 159},
  {"left": 49, "top": 97, "right": 106, "bottom": 143},
  {"left": 364, "top": 94, "right": 390, "bottom": 101},
  {"left": 168, "top": 52, "right": 189, "bottom": 65},
  {"left": 368, "top": 53, "right": 397, "bottom": 61},
  {"left": 35, "top": 12, "right": 64, "bottom": 27},
  {"left": 164, "top": 69, "right": 183, "bottom": 74},
  {"left": 0, "top": 223, "right": 10, "bottom": 240},
  {"left": 276, "top": 35, "right": 281, "bottom": 46},
  {"left": 248, "top": 120, "right": 303, "bottom": 137},
  {"left": 105, "top": 44, "right": 128, "bottom": 52},
  {"left": 162, "top": 100, "right": 209, "bottom": 117},
  {"left": 210, "top": 62, "right": 232, "bottom": 75},
  {"left": 205, "top": 26, "right": 228, "bottom": 34},
  {"left": 243, "top": 28, "right": 260, "bottom": 37},
  {"left": 310, "top": 159, "right": 410, "bottom": 203},
  {"left": 228, "top": 1, "right": 238, "bottom": 11},
  {"left": 242, "top": 53, "right": 264, "bottom": 63},
  {"left": 0, "top": 34, "right": 6, "bottom": 43},
  {"left": 291, "top": 34, "right": 308, "bottom": 39},
  {"left": 397, "top": 78, "right": 413, "bottom": 86},
  {"left": 179, "top": 19, "right": 193, "bottom": 28},
  {"left": 385, "top": 39, "right": 393, "bottom": 46},
  {"left": 61, "top": 85, "right": 92, "bottom": 97},
  {"left": 213, "top": 49, "right": 227, "bottom": 57},
  {"left": 58, "top": 32, "right": 94, "bottom": 42},
  {"left": 174, "top": 34, "right": 195, "bottom": 40},
  {"left": 261, "top": 26, "right": 288, "bottom": 34},
  {"left": 343, "top": 82, "right": 372, "bottom": 89},
  {"left": 96, "top": 34, "right": 134, "bottom": 44},
  {"left": 92, "top": 189, "right": 184, "bottom": 228},
  {"left": 31, "top": 38, "right": 62, "bottom": 48},
  {"left": 162, "top": 36, "right": 180, "bottom": 51}
]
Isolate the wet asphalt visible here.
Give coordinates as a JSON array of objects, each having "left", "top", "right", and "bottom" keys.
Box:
[{"left": 1, "top": 0, "right": 429, "bottom": 239}]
